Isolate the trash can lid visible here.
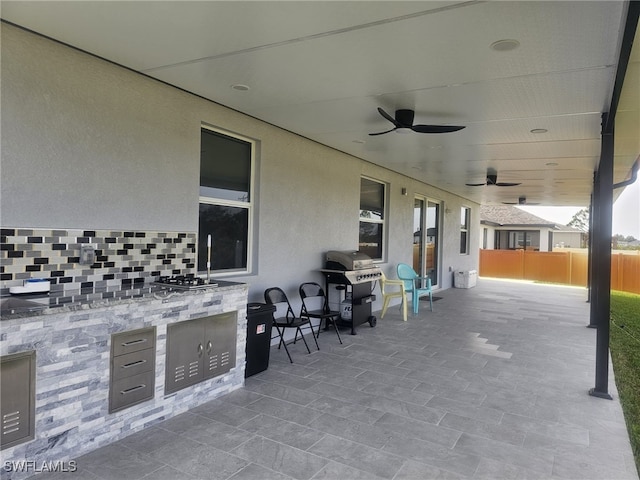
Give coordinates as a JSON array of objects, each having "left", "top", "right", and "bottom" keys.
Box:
[{"left": 247, "top": 302, "right": 276, "bottom": 314}]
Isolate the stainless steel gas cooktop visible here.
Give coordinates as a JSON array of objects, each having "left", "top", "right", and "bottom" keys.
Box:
[{"left": 153, "top": 275, "right": 218, "bottom": 290}]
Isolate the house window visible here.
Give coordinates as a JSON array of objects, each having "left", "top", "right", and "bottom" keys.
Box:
[
  {"left": 359, "top": 177, "right": 386, "bottom": 260},
  {"left": 507, "top": 230, "right": 540, "bottom": 250},
  {"left": 460, "top": 207, "right": 470, "bottom": 254},
  {"left": 198, "top": 127, "right": 254, "bottom": 273}
]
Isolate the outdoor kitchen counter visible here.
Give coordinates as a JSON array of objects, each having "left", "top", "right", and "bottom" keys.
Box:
[
  {"left": 0, "top": 280, "right": 248, "bottom": 480},
  {"left": 0, "top": 280, "right": 243, "bottom": 321}
]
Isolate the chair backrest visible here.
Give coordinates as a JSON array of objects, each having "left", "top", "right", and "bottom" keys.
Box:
[
  {"left": 379, "top": 271, "right": 388, "bottom": 292},
  {"left": 397, "top": 263, "right": 418, "bottom": 291},
  {"left": 299, "top": 282, "right": 326, "bottom": 313},
  {"left": 379, "top": 271, "right": 394, "bottom": 294},
  {"left": 380, "top": 271, "right": 403, "bottom": 294},
  {"left": 264, "top": 287, "right": 296, "bottom": 324}
]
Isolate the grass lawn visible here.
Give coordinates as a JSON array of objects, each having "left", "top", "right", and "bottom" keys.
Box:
[{"left": 610, "top": 290, "right": 640, "bottom": 474}]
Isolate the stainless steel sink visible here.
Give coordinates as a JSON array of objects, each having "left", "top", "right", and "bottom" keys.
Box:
[{"left": 0, "top": 297, "right": 49, "bottom": 316}]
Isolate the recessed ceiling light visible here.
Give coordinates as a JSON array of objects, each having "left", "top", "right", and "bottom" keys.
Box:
[
  {"left": 490, "top": 39, "right": 520, "bottom": 52},
  {"left": 231, "top": 84, "right": 250, "bottom": 91},
  {"left": 531, "top": 128, "right": 548, "bottom": 134}
]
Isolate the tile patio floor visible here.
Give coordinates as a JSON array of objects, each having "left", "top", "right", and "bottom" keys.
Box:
[{"left": 31, "top": 278, "right": 638, "bottom": 480}]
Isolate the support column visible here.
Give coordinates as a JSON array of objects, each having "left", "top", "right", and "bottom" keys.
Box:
[
  {"left": 587, "top": 189, "right": 597, "bottom": 326},
  {"left": 589, "top": 112, "right": 614, "bottom": 400}
]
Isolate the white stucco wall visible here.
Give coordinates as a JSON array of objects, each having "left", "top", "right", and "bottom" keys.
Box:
[
  {"left": 480, "top": 225, "right": 496, "bottom": 249},
  {"left": 1, "top": 24, "right": 479, "bottom": 309},
  {"left": 552, "top": 231, "right": 584, "bottom": 249}
]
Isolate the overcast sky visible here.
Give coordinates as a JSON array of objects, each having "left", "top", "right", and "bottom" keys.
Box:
[{"left": 519, "top": 179, "right": 640, "bottom": 238}]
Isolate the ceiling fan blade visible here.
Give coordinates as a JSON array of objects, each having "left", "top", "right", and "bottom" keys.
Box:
[
  {"left": 495, "top": 182, "right": 522, "bottom": 187},
  {"left": 377, "top": 107, "right": 401, "bottom": 127},
  {"left": 412, "top": 124, "right": 466, "bottom": 134},
  {"left": 368, "top": 127, "right": 397, "bottom": 136},
  {"left": 465, "top": 182, "right": 487, "bottom": 187}
]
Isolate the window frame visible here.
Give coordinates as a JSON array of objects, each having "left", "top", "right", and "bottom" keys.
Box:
[
  {"left": 460, "top": 206, "right": 471, "bottom": 255},
  {"left": 198, "top": 125, "right": 256, "bottom": 276},
  {"left": 506, "top": 230, "right": 540, "bottom": 250},
  {"left": 358, "top": 176, "right": 387, "bottom": 261}
]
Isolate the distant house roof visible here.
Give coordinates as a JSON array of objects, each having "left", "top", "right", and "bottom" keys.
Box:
[
  {"left": 554, "top": 224, "right": 585, "bottom": 233},
  {"left": 480, "top": 206, "right": 557, "bottom": 228}
]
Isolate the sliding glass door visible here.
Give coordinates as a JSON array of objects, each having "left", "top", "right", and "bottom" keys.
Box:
[{"left": 413, "top": 197, "right": 440, "bottom": 287}]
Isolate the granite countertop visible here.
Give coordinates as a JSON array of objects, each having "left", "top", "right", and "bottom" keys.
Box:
[{"left": 0, "top": 280, "right": 246, "bottom": 321}]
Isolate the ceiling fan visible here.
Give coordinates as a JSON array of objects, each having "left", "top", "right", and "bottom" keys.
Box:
[
  {"left": 503, "top": 196, "right": 539, "bottom": 205},
  {"left": 369, "top": 108, "right": 466, "bottom": 136},
  {"left": 466, "top": 172, "right": 521, "bottom": 187}
]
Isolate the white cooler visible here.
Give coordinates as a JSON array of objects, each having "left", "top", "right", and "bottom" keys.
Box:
[{"left": 454, "top": 270, "right": 477, "bottom": 288}]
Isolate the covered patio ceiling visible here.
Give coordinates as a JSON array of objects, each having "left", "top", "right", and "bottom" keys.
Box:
[{"left": 2, "top": 1, "right": 638, "bottom": 207}]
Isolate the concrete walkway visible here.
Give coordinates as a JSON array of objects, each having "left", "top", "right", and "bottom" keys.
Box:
[{"left": 31, "top": 278, "right": 638, "bottom": 479}]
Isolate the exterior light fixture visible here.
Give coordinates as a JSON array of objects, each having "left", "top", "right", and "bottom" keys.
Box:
[{"left": 490, "top": 39, "right": 520, "bottom": 52}]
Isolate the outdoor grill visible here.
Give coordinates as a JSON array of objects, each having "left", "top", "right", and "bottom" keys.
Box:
[
  {"left": 319, "top": 250, "right": 380, "bottom": 334},
  {"left": 324, "top": 251, "right": 383, "bottom": 284}
]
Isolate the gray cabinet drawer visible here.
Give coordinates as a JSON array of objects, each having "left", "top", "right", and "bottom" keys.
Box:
[
  {"left": 112, "top": 328, "right": 156, "bottom": 356},
  {"left": 112, "top": 348, "right": 154, "bottom": 380},
  {"left": 109, "top": 327, "right": 156, "bottom": 413},
  {"left": 110, "top": 372, "right": 154, "bottom": 413}
]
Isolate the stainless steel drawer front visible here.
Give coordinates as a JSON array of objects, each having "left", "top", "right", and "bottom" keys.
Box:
[
  {"left": 112, "top": 328, "right": 156, "bottom": 356},
  {"left": 110, "top": 372, "right": 155, "bottom": 412},
  {"left": 110, "top": 327, "right": 156, "bottom": 413},
  {"left": 112, "top": 348, "right": 154, "bottom": 379}
]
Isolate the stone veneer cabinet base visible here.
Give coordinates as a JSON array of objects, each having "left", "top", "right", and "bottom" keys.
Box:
[{"left": 0, "top": 283, "right": 248, "bottom": 480}]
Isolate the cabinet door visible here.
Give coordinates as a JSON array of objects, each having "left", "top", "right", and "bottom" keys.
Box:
[
  {"left": 1, "top": 351, "right": 35, "bottom": 449},
  {"left": 165, "top": 319, "right": 204, "bottom": 394},
  {"left": 204, "top": 311, "right": 237, "bottom": 379}
]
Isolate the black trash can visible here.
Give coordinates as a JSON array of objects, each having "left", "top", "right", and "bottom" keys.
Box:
[{"left": 245, "top": 302, "right": 276, "bottom": 378}]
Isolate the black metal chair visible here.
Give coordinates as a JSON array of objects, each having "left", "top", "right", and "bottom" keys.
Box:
[
  {"left": 299, "top": 282, "right": 343, "bottom": 345},
  {"left": 264, "top": 287, "right": 318, "bottom": 363}
]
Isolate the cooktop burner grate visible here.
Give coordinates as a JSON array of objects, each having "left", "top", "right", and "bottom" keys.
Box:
[{"left": 153, "top": 275, "right": 217, "bottom": 290}]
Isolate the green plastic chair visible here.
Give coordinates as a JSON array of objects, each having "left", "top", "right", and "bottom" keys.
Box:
[{"left": 396, "top": 263, "right": 433, "bottom": 314}]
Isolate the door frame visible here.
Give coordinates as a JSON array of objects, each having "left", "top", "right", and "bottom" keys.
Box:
[{"left": 413, "top": 195, "right": 442, "bottom": 289}]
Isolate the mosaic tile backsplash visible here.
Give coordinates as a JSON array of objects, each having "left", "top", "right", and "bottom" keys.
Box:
[{"left": 0, "top": 228, "right": 196, "bottom": 306}]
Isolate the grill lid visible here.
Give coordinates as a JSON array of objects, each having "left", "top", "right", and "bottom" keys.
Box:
[{"left": 326, "top": 250, "right": 373, "bottom": 271}]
